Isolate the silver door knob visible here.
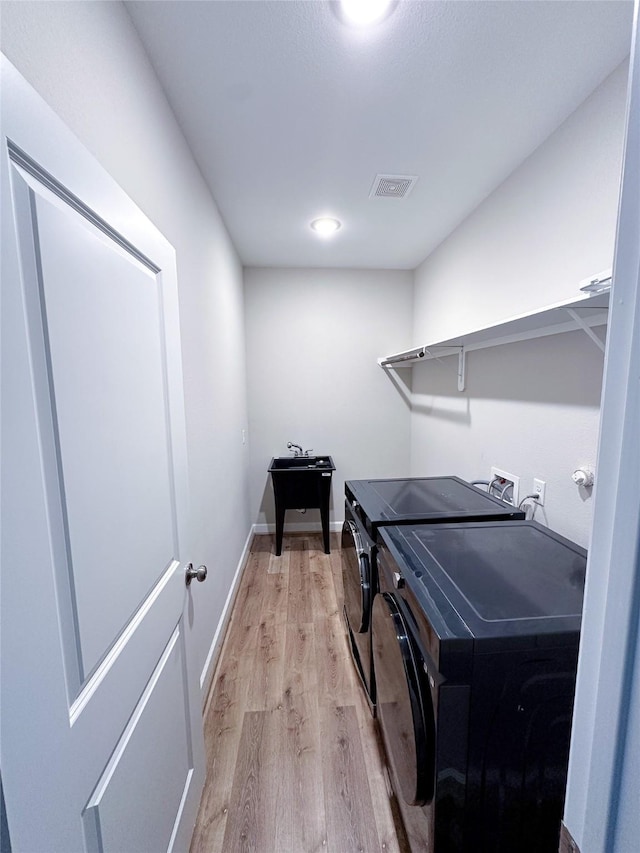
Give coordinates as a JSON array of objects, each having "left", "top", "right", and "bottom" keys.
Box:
[{"left": 185, "top": 563, "right": 208, "bottom": 586}]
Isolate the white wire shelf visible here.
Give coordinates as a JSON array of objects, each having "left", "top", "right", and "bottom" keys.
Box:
[{"left": 378, "top": 289, "right": 610, "bottom": 390}]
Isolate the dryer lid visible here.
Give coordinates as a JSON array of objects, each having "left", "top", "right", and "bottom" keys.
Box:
[
  {"left": 380, "top": 521, "right": 586, "bottom": 643},
  {"left": 346, "top": 476, "right": 524, "bottom": 524}
]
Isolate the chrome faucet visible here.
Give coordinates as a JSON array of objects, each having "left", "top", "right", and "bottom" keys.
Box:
[{"left": 287, "top": 442, "right": 303, "bottom": 457}]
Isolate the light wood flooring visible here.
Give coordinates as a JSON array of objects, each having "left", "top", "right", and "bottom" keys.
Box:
[{"left": 190, "top": 533, "right": 408, "bottom": 853}]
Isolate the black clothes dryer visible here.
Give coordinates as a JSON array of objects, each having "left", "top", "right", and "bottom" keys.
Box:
[
  {"left": 341, "top": 477, "right": 524, "bottom": 712},
  {"left": 372, "top": 520, "right": 587, "bottom": 852}
]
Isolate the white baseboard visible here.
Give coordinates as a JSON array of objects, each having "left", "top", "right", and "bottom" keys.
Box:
[
  {"left": 253, "top": 520, "right": 343, "bottom": 535},
  {"left": 199, "top": 524, "right": 255, "bottom": 703}
]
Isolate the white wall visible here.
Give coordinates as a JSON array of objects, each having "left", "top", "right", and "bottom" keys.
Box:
[
  {"left": 1, "top": 1, "right": 252, "bottom": 695},
  {"left": 410, "top": 331, "right": 604, "bottom": 546},
  {"left": 244, "top": 267, "right": 413, "bottom": 531},
  {"left": 412, "top": 62, "right": 628, "bottom": 343},
  {"left": 409, "top": 61, "right": 628, "bottom": 547}
]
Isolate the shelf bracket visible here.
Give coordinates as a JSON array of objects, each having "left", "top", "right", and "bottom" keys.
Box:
[
  {"left": 457, "top": 347, "right": 466, "bottom": 392},
  {"left": 564, "top": 308, "right": 606, "bottom": 353}
]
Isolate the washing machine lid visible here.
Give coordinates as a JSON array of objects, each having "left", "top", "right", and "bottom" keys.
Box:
[
  {"left": 380, "top": 521, "right": 586, "bottom": 646},
  {"left": 346, "top": 476, "right": 524, "bottom": 526}
]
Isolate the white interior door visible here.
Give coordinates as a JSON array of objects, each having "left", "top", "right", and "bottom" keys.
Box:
[{"left": 0, "top": 57, "right": 205, "bottom": 852}]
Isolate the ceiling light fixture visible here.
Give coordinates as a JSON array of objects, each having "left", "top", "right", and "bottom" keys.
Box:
[
  {"left": 340, "top": 0, "right": 392, "bottom": 26},
  {"left": 310, "top": 217, "right": 341, "bottom": 236}
]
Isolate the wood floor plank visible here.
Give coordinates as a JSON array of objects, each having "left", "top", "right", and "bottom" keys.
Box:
[
  {"left": 268, "top": 531, "right": 297, "bottom": 574},
  {"left": 273, "top": 623, "right": 327, "bottom": 852},
  {"left": 245, "top": 620, "right": 286, "bottom": 712},
  {"left": 191, "top": 623, "right": 259, "bottom": 853},
  {"left": 247, "top": 533, "right": 272, "bottom": 556},
  {"left": 306, "top": 534, "right": 340, "bottom": 621},
  {"left": 283, "top": 622, "right": 318, "bottom": 695},
  {"left": 204, "top": 623, "right": 258, "bottom": 757},
  {"left": 190, "top": 711, "right": 242, "bottom": 852},
  {"left": 329, "top": 545, "right": 345, "bottom": 605},
  {"left": 353, "top": 690, "right": 409, "bottom": 853},
  {"left": 267, "top": 547, "right": 290, "bottom": 574},
  {"left": 314, "top": 612, "right": 357, "bottom": 707},
  {"left": 287, "top": 539, "right": 314, "bottom": 624},
  {"left": 309, "top": 559, "right": 340, "bottom": 621},
  {"left": 321, "top": 704, "right": 381, "bottom": 853},
  {"left": 258, "top": 570, "right": 289, "bottom": 627},
  {"left": 244, "top": 541, "right": 271, "bottom": 577},
  {"left": 221, "top": 710, "right": 280, "bottom": 853},
  {"left": 304, "top": 532, "right": 324, "bottom": 553},
  {"left": 235, "top": 553, "right": 268, "bottom": 627}
]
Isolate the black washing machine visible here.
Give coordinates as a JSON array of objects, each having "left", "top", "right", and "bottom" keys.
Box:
[
  {"left": 372, "top": 520, "right": 587, "bottom": 852},
  {"left": 341, "top": 477, "right": 524, "bottom": 712}
]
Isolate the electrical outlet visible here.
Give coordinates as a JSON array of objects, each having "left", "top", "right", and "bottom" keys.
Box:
[
  {"left": 490, "top": 467, "right": 520, "bottom": 505},
  {"left": 533, "top": 478, "right": 546, "bottom": 505},
  {"left": 242, "top": 429, "right": 246, "bottom": 445}
]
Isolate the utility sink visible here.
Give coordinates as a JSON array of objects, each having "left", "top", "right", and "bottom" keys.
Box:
[
  {"left": 268, "top": 456, "right": 335, "bottom": 472},
  {"left": 268, "top": 455, "right": 335, "bottom": 555}
]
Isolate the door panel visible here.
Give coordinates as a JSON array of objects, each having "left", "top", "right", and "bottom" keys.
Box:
[
  {"left": 34, "top": 187, "right": 177, "bottom": 680},
  {"left": 83, "top": 624, "right": 192, "bottom": 853},
  {"left": 1, "top": 57, "right": 204, "bottom": 853}
]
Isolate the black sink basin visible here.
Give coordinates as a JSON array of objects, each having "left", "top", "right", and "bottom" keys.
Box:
[
  {"left": 269, "top": 456, "right": 335, "bottom": 472},
  {"left": 268, "top": 455, "right": 335, "bottom": 555}
]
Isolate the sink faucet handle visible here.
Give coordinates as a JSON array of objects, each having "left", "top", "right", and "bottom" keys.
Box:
[{"left": 304, "top": 449, "right": 313, "bottom": 457}]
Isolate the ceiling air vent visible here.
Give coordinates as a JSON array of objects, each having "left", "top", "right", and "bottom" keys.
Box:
[{"left": 369, "top": 174, "right": 418, "bottom": 199}]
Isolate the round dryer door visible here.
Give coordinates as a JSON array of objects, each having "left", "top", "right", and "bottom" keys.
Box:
[
  {"left": 372, "top": 592, "right": 435, "bottom": 806},
  {"left": 341, "top": 520, "right": 371, "bottom": 634}
]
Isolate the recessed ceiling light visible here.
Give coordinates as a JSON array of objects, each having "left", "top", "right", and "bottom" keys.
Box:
[
  {"left": 340, "top": 0, "right": 392, "bottom": 26},
  {"left": 310, "top": 217, "right": 342, "bottom": 236}
]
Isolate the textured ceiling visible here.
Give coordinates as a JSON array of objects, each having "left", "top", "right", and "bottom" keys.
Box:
[{"left": 126, "top": 1, "right": 633, "bottom": 269}]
